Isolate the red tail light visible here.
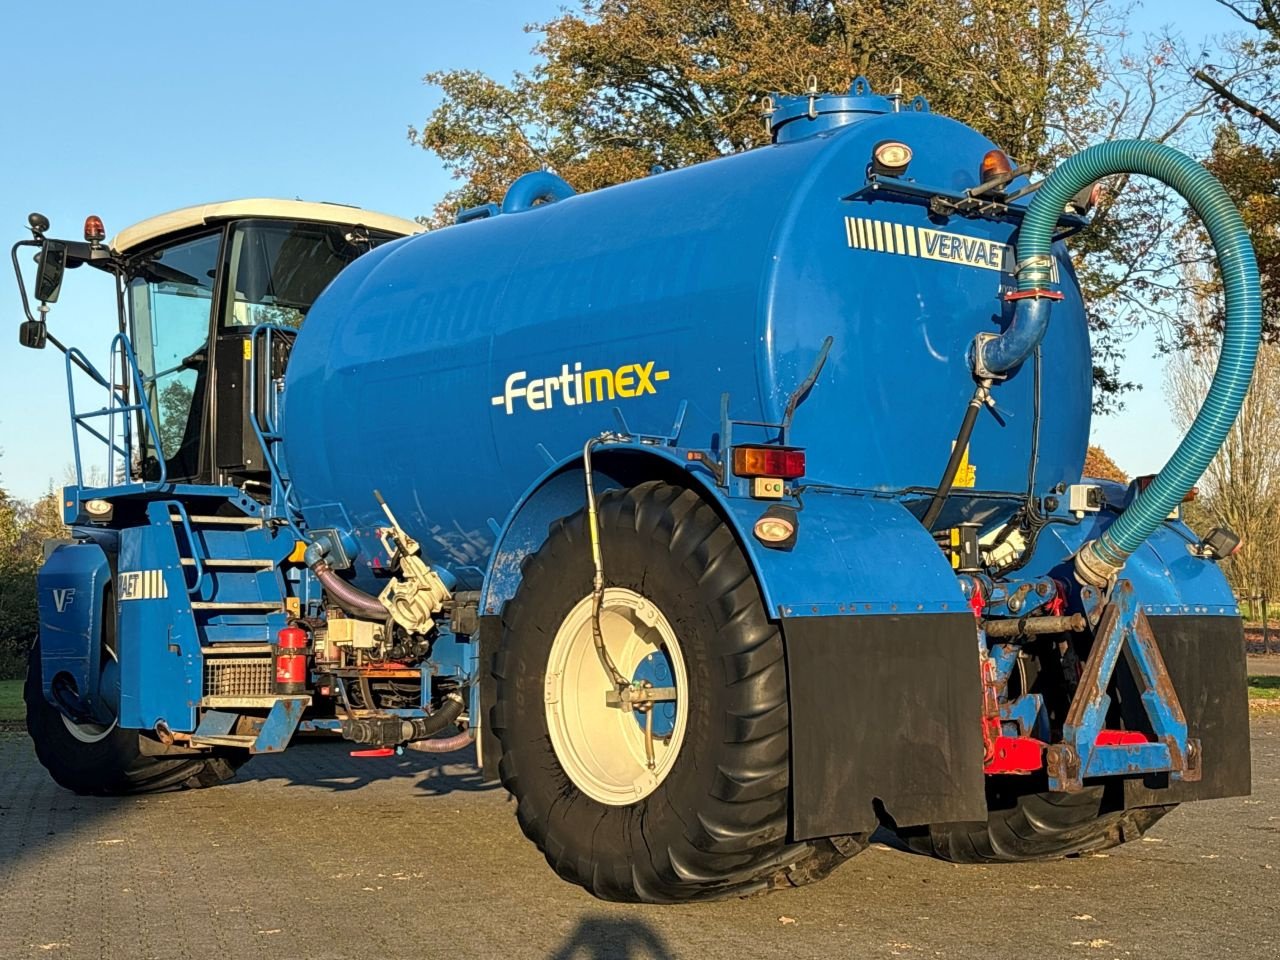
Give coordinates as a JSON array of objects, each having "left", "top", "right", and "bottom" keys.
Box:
[{"left": 732, "top": 446, "right": 805, "bottom": 479}]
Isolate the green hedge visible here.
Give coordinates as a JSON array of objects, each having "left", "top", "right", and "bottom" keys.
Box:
[{"left": 0, "top": 570, "right": 36, "bottom": 680}]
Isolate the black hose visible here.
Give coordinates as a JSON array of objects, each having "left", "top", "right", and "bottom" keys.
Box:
[
  {"left": 339, "top": 694, "right": 465, "bottom": 746},
  {"left": 921, "top": 386, "right": 985, "bottom": 531}
]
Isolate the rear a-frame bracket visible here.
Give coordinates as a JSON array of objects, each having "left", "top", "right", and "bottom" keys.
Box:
[{"left": 1045, "top": 579, "right": 1201, "bottom": 792}]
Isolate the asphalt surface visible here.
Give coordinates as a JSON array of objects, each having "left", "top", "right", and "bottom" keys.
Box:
[{"left": 2, "top": 723, "right": 1277, "bottom": 960}]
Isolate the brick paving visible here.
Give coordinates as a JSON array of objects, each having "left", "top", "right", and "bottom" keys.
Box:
[{"left": 1, "top": 725, "right": 1277, "bottom": 960}]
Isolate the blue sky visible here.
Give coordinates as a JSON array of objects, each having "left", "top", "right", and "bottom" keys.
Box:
[{"left": 0, "top": 0, "right": 1248, "bottom": 499}]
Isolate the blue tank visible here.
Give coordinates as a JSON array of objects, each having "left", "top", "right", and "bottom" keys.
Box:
[{"left": 282, "top": 84, "right": 1091, "bottom": 589}]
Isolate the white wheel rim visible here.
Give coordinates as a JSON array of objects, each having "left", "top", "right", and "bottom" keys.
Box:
[
  {"left": 61, "top": 646, "right": 118, "bottom": 744},
  {"left": 545, "top": 588, "right": 689, "bottom": 805}
]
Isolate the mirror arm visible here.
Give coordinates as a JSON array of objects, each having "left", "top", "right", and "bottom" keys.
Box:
[{"left": 11, "top": 239, "right": 40, "bottom": 324}]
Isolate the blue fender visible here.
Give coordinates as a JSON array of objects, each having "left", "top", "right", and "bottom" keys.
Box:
[
  {"left": 480, "top": 445, "right": 966, "bottom": 618},
  {"left": 1026, "top": 480, "right": 1240, "bottom": 616},
  {"left": 36, "top": 540, "right": 112, "bottom": 720}
]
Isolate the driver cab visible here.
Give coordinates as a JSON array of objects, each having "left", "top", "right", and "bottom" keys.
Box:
[{"left": 115, "top": 200, "right": 421, "bottom": 491}]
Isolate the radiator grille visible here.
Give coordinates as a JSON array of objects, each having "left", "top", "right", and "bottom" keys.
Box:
[{"left": 203, "top": 657, "right": 274, "bottom": 699}]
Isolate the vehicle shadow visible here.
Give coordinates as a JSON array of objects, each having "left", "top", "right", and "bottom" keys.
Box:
[
  {"left": 546, "top": 916, "right": 676, "bottom": 960},
  {"left": 230, "top": 739, "right": 501, "bottom": 796}
]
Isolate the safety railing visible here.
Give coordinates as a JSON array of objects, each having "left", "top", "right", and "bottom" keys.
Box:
[
  {"left": 247, "top": 322, "right": 304, "bottom": 531},
  {"left": 65, "top": 332, "right": 165, "bottom": 491},
  {"left": 166, "top": 500, "right": 206, "bottom": 595}
]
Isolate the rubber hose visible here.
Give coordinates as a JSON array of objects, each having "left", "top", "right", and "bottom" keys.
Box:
[
  {"left": 921, "top": 387, "right": 984, "bottom": 530},
  {"left": 406, "top": 730, "right": 473, "bottom": 754},
  {"left": 989, "top": 140, "right": 1262, "bottom": 584},
  {"left": 312, "top": 559, "right": 388, "bottom": 620}
]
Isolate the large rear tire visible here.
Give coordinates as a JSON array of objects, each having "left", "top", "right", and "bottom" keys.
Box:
[
  {"left": 25, "top": 634, "right": 248, "bottom": 796},
  {"left": 492, "top": 481, "right": 865, "bottom": 903},
  {"left": 900, "top": 786, "right": 1175, "bottom": 863}
]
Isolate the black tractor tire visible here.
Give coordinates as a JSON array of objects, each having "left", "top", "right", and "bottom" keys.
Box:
[
  {"left": 900, "top": 787, "right": 1176, "bottom": 863},
  {"left": 492, "top": 481, "right": 866, "bottom": 903},
  {"left": 25, "top": 637, "right": 248, "bottom": 796}
]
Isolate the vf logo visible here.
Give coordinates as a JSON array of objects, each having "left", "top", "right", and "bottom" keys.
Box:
[{"left": 52, "top": 588, "right": 76, "bottom": 613}]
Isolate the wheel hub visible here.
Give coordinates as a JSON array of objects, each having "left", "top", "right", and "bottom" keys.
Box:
[
  {"left": 544, "top": 588, "right": 688, "bottom": 806},
  {"left": 630, "top": 651, "right": 677, "bottom": 739}
]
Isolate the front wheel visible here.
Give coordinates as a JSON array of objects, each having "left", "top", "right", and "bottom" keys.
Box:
[
  {"left": 492, "top": 481, "right": 866, "bottom": 903},
  {"left": 26, "top": 630, "right": 247, "bottom": 796}
]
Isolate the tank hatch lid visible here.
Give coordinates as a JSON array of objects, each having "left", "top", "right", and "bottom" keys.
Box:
[
  {"left": 111, "top": 199, "right": 425, "bottom": 255},
  {"left": 766, "top": 77, "right": 928, "bottom": 143}
]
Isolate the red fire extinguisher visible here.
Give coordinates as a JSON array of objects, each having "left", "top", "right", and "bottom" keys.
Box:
[{"left": 275, "top": 625, "right": 309, "bottom": 694}]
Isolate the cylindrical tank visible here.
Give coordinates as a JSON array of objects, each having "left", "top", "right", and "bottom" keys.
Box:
[{"left": 282, "top": 86, "right": 1091, "bottom": 590}]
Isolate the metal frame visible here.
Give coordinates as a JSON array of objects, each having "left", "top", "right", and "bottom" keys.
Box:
[
  {"left": 1046, "top": 580, "right": 1199, "bottom": 791},
  {"left": 66, "top": 332, "right": 166, "bottom": 490}
]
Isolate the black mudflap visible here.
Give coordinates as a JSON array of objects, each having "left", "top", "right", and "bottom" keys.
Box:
[
  {"left": 478, "top": 614, "right": 502, "bottom": 783},
  {"left": 1121, "top": 615, "right": 1251, "bottom": 806},
  {"left": 782, "top": 613, "right": 987, "bottom": 840}
]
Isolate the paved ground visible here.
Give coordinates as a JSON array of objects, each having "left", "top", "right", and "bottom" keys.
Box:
[
  {"left": 2, "top": 723, "right": 1277, "bottom": 960},
  {"left": 1248, "top": 653, "right": 1280, "bottom": 677}
]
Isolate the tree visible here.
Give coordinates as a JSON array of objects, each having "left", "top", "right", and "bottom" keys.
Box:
[
  {"left": 410, "top": 2, "right": 1232, "bottom": 410},
  {"left": 1083, "top": 445, "right": 1128, "bottom": 483},
  {"left": 1200, "top": 127, "right": 1280, "bottom": 342},
  {"left": 1166, "top": 315, "right": 1280, "bottom": 600},
  {"left": 1192, "top": 1, "right": 1279, "bottom": 136},
  {"left": 0, "top": 485, "right": 67, "bottom": 678},
  {"left": 412, "top": 0, "right": 1106, "bottom": 225}
]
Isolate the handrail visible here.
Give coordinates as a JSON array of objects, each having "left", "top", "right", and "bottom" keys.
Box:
[
  {"left": 166, "top": 500, "right": 206, "bottom": 594},
  {"left": 247, "top": 322, "right": 305, "bottom": 533},
  {"left": 65, "top": 332, "right": 167, "bottom": 490}
]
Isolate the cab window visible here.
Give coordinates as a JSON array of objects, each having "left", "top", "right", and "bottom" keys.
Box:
[{"left": 128, "top": 231, "right": 221, "bottom": 480}]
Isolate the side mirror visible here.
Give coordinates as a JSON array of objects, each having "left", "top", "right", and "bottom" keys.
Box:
[
  {"left": 18, "top": 319, "right": 47, "bottom": 349},
  {"left": 34, "top": 240, "right": 68, "bottom": 304}
]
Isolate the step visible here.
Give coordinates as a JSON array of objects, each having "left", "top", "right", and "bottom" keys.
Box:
[
  {"left": 189, "top": 734, "right": 258, "bottom": 748},
  {"left": 202, "top": 644, "right": 274, "bottom": 655},
  {"left": 181, "top": 557, "right": 274, "bottom": 569},
  {"left": 190, "top": 601, "right": 283, "bottom": 612},
  {"left": 169, "top": 512, "right": 263, "bottom": 528},
  {"left": 201, "top": 695, "right": 281, "bottom": 708}
]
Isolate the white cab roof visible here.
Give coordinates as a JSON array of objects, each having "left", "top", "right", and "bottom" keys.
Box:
[{"left": 111, "top": 199, "right": 424, "bottom": 254}]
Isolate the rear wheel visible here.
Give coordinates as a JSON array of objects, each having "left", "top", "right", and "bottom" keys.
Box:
[
  {"left": 900, "top": 787, "right": 1175, "bottom": 862},
  {"left": 492, "top": 481, "right": 866, "bottom": 903},
  {"left": 25, "top": 613, "right": 247, "bottom": 795}
]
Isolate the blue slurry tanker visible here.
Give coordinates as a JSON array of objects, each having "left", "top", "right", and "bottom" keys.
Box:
[{"left": 14, "top": 79, "right": 1260, "bottom": 902}]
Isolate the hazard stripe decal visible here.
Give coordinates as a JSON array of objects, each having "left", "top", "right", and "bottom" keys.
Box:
[
  {"left": 118, "top": 569, "right": 169, "bottom": 601},
  {"left": 842, "top": 216, "right": 1060, "bottom": 283}
]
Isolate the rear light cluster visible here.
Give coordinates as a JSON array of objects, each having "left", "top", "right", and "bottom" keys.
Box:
[{"left": 731, "top": 446, "right": 805, "bottom": 480}]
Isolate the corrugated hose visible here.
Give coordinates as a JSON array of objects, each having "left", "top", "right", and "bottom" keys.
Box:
[{"left": 975, "top": 140, "right": 1262, "bottom": 586}]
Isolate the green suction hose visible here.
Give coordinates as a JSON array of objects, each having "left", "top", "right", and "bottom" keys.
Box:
[{"left": 992, "top": 140, "right": 1262, "bottom": 585}]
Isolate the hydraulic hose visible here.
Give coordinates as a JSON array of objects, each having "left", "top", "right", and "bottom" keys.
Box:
[
  {"left": 921, "top": 383, "right": 988, "bottom": 531},
  {"left": 311, "top": 558, "right": 388, "bottom": 620},
  {"left": 340, "top": 694, "right": 465, "bottom": 747},
  {"left": 973, "top": 140, "right": 1262, "bottom": 586}
]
